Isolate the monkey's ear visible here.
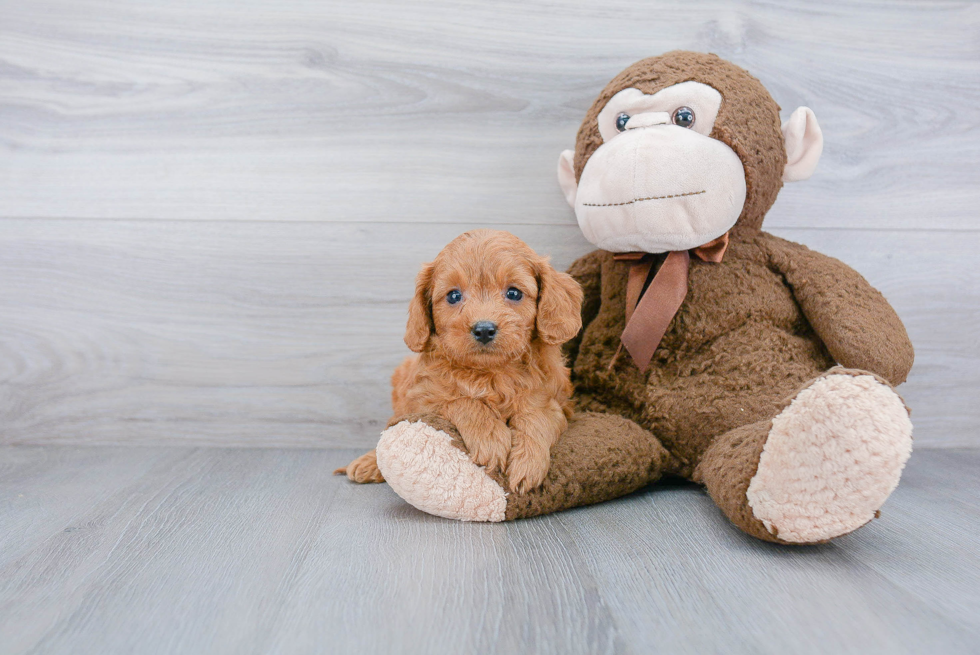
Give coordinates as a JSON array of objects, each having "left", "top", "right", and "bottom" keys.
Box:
[
  {"left": 535, "top": 258, "right": 584, "bottom": 345},
  {"left": 404, "top": 262, "right": 435, "bottom": 353},
  {"left": 557, "top": 149, "right": 578, "bottom": 208},
  {"left": 782, "top": 107, "right": 823, "bottom": 182}
]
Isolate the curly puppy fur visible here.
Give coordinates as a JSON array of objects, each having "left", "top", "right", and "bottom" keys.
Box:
[{"left": 336, "top": 230, "right": 583, "bottom": 493}]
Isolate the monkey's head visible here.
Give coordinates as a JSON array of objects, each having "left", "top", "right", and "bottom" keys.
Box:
[{"left": 557, "top": 51, "right": 822, "bottom": 253}]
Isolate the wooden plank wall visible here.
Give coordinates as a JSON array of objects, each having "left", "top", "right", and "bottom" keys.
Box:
[{"left": 1, "top": 0, "right": 977, "bottom": 448}]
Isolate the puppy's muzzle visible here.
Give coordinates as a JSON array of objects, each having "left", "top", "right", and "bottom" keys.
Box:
[{"left": 471, "top": 321, "right": 497, "bottom": 345}]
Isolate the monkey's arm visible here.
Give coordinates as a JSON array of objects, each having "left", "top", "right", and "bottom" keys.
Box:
[
  {"left": 763, "top": 234, "right": 913, "bottom": 385},
  {"left": 563, "top": 250, "right": 604, "bottom": 367}
]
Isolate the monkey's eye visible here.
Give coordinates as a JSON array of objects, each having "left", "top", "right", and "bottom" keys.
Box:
[
  {"left": 446, "top": 289, "right": 462, "bottom": 305},
  {"left": 672, "top": 107, "right": 695, "bottom": 128},
  {"left": 505, "top": 287, "right": 523, "bottom": 301},
  {"left": 615, "top": 113, "right": 630, "bottom": 132}
]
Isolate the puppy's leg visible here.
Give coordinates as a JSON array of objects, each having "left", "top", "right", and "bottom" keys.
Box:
[
  {"left": 443, "top": 398, "right": 512, "bottom": 473},
  {"left": 507, "top": 397, "right": 567, "bottom": 494},
  {"left": 390, "top": 355, "right": 419, "bottom": 416},
  {"left": 334, "top": 449, "right": 385, "bottom": 483}
]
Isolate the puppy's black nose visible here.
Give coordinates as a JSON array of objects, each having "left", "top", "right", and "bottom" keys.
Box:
[{"left": 471, "top": 321, "right": 497, "bottom": 344}]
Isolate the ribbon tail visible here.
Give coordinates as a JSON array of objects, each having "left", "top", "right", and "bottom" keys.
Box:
[{"left": 619, "top": 250, "right": 690, "bottom": 372}]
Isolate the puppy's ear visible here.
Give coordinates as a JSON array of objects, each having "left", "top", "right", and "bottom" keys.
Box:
[
  {"left": 535, "top": 257, "right": 584, "bottom": 345},
  {"left": 405, "top": 262, "right": 435, "bottom": 353}
]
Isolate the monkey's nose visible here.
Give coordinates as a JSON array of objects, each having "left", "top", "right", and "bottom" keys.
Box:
[
  {"left": 471, "top": 321, "right": 497, "bottom": 344},
  {"left": 625, "top": 111, "right": 671, "bottom": 129}
]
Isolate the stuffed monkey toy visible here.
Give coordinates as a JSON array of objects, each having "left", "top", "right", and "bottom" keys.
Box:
[{"left": 372, "top": 51, "right": 914, "bottom": 545}]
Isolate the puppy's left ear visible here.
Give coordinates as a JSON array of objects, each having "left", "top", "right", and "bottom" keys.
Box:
[
  {"left": 535, "top": 258, "right": 584, "bottom": 345},
  {"left": 405, "top": 262, "right": 435, "bottom": 353}
]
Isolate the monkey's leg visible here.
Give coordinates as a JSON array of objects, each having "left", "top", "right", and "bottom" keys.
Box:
[
  {"left": 694, "top": 368, "right": 913, "bottom": 544},
  {"left": 374, "top": 412, "right": 674, "bottom": 522}
]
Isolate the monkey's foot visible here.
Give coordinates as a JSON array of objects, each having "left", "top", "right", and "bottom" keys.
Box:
[
  {"left": 746, "top": 372, "right": 913, "bottom": 543},
  {"left": 375, "top": 420, "right": 507, "bottom": 522}
]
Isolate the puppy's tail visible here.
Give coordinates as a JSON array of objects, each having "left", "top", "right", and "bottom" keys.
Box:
[{"left": 390, "top": 355, "right": 419, "bottom": 415}]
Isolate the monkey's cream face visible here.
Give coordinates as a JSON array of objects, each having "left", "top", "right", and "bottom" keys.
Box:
[{"left": 559, "top": 81, "right": 747, "bottom": 254}]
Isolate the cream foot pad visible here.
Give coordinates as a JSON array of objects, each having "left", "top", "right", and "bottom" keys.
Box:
[{"left": 747, "top": 374, "right": 913, "bottom": 543}]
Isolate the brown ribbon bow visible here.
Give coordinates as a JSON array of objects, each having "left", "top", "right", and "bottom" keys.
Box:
[{"left": 611, "top": 232, "right": 730, "bottom": 373}]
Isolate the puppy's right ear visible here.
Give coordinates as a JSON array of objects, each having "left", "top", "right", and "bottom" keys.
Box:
[
  {"left": 534, "top": 257, "right": 584, "bottom": 345},
  {"left": 404, "top": 262, "right": 435, "bottom": 353}
]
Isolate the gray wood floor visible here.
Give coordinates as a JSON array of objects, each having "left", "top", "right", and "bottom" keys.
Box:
[{"left": 0, "top": 445, "right": 977, "bottom": 655}]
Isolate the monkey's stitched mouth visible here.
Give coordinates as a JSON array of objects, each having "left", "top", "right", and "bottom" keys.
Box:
[{"left": 582, "top": 189, "right": 706, "bottom": 208}]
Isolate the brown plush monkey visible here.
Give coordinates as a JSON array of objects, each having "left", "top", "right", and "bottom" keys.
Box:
[{"left": 372, "top": 52, "right": 914, "bottom": 545}]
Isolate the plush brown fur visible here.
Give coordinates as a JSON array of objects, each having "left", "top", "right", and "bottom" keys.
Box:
[
  {"left": 336, "top": 230, "right": 583, "bottom": 493},
  {"left": 529, "top": 53, "right": 912, "bottom": 539}
]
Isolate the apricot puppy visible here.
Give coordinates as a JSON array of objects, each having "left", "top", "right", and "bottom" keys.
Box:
[{"left": 336, "top": 229, "right": 583, "bottom": 494}]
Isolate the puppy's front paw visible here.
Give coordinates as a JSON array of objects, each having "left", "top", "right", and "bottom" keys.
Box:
[
  {"left": 465, "top": 424, "right": 512, "bottom": 474},
  {"left": 505, "top": 439, "right": 551, "bottom": 494},
  {"left": 334, "top": 450, "right": 385, "bottom": 484}
]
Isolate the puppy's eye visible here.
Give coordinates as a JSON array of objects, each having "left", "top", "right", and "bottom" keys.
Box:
[
  {"left": 505, "top": 287, "right": 523, "bottom": 301},
  {"left": 672, "top": 106, "right": 695, "bottom": 128},
  {"left": 446, "top": 289, "right": 462, "bottom": 305},
  {"left": 615, "top": 113, "right": 630, "bottom": 132}
]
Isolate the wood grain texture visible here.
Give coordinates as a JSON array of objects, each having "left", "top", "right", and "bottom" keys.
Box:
[
  {"left": 0, "top": 0, "right": 977, "bottom": 229},
  {"left": 0, "top": 446, "right": 977, "bottom": 655},
  {"left": 0, "top": 0, "right": 977, "bottom": 448},
  {"left": 1, "top": 220, "right": 976, "bottom": 448},
  {"left": 0, "top": 220, "right": 590, "bottom": 447}
]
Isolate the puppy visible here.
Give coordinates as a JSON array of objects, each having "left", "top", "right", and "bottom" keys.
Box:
[{"left": 335, "top": 230, "right": 583, "bottom": 493}]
